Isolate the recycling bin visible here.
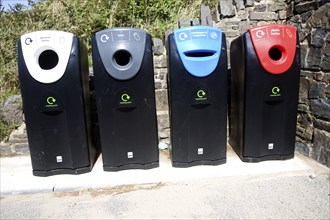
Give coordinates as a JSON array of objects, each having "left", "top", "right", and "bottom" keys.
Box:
[
  {"left": 18, "top": 30, "right": 97, "bottom": 176},
  {"left": 167, "top": 26, "right": 227, "bottom": 167},
  {"left": 92, "top": 28, "right": 159, "bottom": 171},
  {"left": 229, "top": 24, "right": 300, "bottom": 162}
]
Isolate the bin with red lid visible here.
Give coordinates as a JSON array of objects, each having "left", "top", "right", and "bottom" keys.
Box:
[{"left": 229, "top": 24, "right": 300, "bottom": 162}]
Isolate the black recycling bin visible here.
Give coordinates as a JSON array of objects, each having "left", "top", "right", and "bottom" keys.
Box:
[
  {"left": 167, "top": 26, "right": 227, "bottom": 167},
  {"left": 229, "top": 24, "right": 300, "bottom": 162},
  {"left": 92, "top": 28, "right": 159, "bottom": 171},
  {"left": 18, "top": 30, "right": 97, "bottom": 176}
]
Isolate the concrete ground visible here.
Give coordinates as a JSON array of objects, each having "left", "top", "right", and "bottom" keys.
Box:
[{"left": 1, "top": 146, "right": 329, "bottom": 219}]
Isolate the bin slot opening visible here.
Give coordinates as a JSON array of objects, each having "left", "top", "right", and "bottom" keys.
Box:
[
  {"left": 113, "top": 50, "right": 131, "bottom": 66},
  {"left": 184, "top": 50, "right": 216, "bottom": 57},
  {"left": 269, "top": 47, "right": 282, "bottom": 61},
  {"left": 38, "top": 50, "right": 59, "bottom": 70}
]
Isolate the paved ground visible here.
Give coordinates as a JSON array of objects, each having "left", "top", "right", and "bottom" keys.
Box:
[{"left": 1, "top": 146, "right": 329, "bottom": 219}]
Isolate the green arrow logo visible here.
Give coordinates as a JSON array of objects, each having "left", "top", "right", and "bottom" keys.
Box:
[
  {"left": 197, "top": 90, "right": 206, "bottom": 98},
  {"left": 271, "top": 86, "right": 280, "bottom": 95},
  {"left": 46, "top": 96, "right": 56, "bottom": 105},
  {"left": 121, "top": 93, "right": 130, "bottom": 102}
]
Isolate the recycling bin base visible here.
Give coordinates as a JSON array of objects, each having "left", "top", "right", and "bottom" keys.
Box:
[
  {"left": 172, "top": 158, "right": 226, "bottom": 168},
  {"left": 230, "top": 146, "right": 294, "bottom": 163},
  {"left": 33, "top": 165, "right": 94, "bottom": 177},
  {"left": 103, "top": 161, "right": 159, "bottom": 172}
]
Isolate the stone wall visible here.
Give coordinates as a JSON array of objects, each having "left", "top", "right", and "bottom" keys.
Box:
[{"left": 0, "top": 0, "right": 329, "bottom": 168}]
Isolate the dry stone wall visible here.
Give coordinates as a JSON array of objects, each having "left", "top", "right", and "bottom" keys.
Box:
[{"left": 0, "top": 0, "right": 329, "bottom": 168}]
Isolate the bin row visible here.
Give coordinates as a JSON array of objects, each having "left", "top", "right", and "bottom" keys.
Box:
[{"left": 17, "top": 24, "right": 300, "bottom": 176}]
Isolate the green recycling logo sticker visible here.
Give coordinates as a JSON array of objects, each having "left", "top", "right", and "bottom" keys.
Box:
[
  {"left": 120, "top": 93, "right": 132, "bottom": 104},
  {"left": 195, "top": 89, "right": 207, "bottom": 101},
  {"left": 270, "top": 86, "right": 281, "bottom": 97},
  {"left": 45, "top": 96, "right": 58, "bottom": 107}
]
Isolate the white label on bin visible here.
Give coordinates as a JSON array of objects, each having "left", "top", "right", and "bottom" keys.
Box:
[
  {"left": 268, "top": 143, "right": 274, "bottom": 150},
  {"left": 56, "top": 156, "right": 63, "bottom": 163},
  {"left": 127, "top": 152, "right": 133, "bottom": 159},
  {"left": 20, "top": 30, "right": 73, "bottom": 84},
  {"left": 198, "top": 148, "right": 203, "bottom": 155}
]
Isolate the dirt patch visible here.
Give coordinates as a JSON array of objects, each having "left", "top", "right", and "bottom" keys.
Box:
[
  {"left": 52, "top": 182, "right": 166, "bottom": 198},
  {"left": 89, "top": 182, "right": 166, "bottom": 197},
  {"left": 53, "top": 190, "right": 82, "bottom": 198}
]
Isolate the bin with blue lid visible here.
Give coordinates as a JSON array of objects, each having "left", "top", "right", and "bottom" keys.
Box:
[
  {"left": 17, "top": 30, "right": 98, "bottom": 176},
  {"left": 229, "top": 24, "right": 300, "bottom": 162},
  {"left": 92, "top": 27, "right": 159, "bottom": 171},
  {"left": 166, "top": 26, "right": 228, "bottom": 167}
]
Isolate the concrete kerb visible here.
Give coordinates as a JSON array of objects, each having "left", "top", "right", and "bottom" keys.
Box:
[{"left": 1, "top": 146, "right": 329, "bottom": 196}]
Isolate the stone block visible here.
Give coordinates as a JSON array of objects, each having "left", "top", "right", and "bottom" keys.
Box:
[
  {"left": 295, "top": 142, "right": 311, "bottom": 157},
  {"left": 312, "top": 128, "right": 330, "bottom": 167},
  {"left": 178, "top": 18, "right": 200, "bottom": 28},
  {"left": 219, "top": 0, "right": 236, "bottom": 18},
  {"left": 278, "top": 10, "right": 287, "bottom": 20},
  {"left": 152, "top": 38, "right": 164, "bottom": 55},
  {"left": 155, "top": 89, "right": 169, "bottom": 112},
  {"left": 249, "top": 12, "right": 278, "bottom": 21},
  {"left": 297, "top": 112, "right": 313, "bottom": 128},
  {"left": 313, "top": 72, "right": 324, "bottom": 81},
  {"left": 310, "top": 99, "right": 330, "bottom": 120},
  {"left": 234, "top": 0, "right": 245, "bottom": 10},
  {"left": 295, "top": 1, "right": 317, "bottom": 14},
  {"left": 321, "top": 43, "right": 330, "bottom": 71},
  {"left": 309, "top": 82, "right": 326, "bottom": 98},
  {"left": 153, "top": 55, "right": 167, "bottom": 68},
  {"left": 7, "top": 123, "right": 27, "bottom": 144},
  {"left": 254, "top": 4, "right": 267, "bottom": 12},
  {"left": 314, "top": 118, "right": 330, "bottom": 132},
  {"left": 298, "top": 104, "right": 309, "bottom": 113},
  {"left": 321, "top": 54, "right": 330, "bottom": 71},
  {"left": 237, "top": 10, "right": 248, "bottom": 20},
  {"left": 224, "top": 30, "right": 240, "bottom": 37},
  {"left": 159, "top": 138, "right": 170, "bottom": 145},
  {"left": 154, "top": 80, "right": 162, "bottom": 90},
  {"left": 300, "top": 70, "right": 312, "bottom": 77},
  {"left": 326, "top": 85, "right": 330, "bottom": 98},
  {"left": 13, "top": 143, "right": 29, "bottom": 155},
  {"left": 299, "top": 77, "right": 311, "bottom": 100},
  {"left": 0, "top": 95, "right": 23, "bottom": 126},
  {"left": 286, "top": 1, "right": 294, "bottom": 18},
  {"left": 309, "top": 28, "right": 326, "bottom": 48},
  {"left": 305, "top": 47, "right": 322, "bottom": 70},
  {"left": 200, "top": 5, "right": 213, "bottom": 26},
  {"left": 157, "top": 113, "right": 170, "bottom": 130},
  {"left": 300, "top": 44, "right": 308, "bottom": 67},
  {"left": 296, "top": 125, "right": 313, "bottom": 141},
  {"left": 154, "top": 68, "right": 167, "bottom": 81},
  {"left": 239, "top": 21, "right": 248, "bottom": 34},
  {"left": 245, "top": 0, "right": 254, "bottom": 7},
  {"left": 269, "top": 0, "right": 287, "bottom": 12},
  {"left": 159, "top": 129, "right": 170, "bottom": 139},
  {"left": 301, "top": 10, "right": 313, "bottom": 23},
  {"left": 306, "top": 3, "right": 330, "bottom": 29},
  {"left": 0, "top": 142, "right": 13, "bottom": 157}
]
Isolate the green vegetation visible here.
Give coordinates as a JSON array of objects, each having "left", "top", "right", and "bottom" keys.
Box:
[{"left": 0, "top": 0, "right": 217, "bottom": 140}]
